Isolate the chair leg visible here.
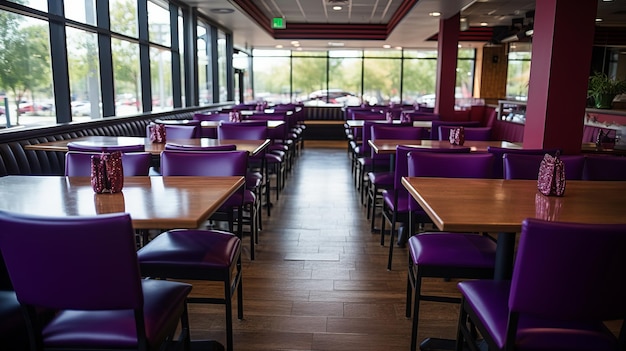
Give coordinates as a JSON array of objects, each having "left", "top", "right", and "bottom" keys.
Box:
[
  {"left": 410, "top": 272, "right": 423, "bottom": 351},
  {"left": 387, "top": 212, "right": 397, "bottom": 270},
  {"left": 224, "top": 278, "right": 234, "bottom": 351}
]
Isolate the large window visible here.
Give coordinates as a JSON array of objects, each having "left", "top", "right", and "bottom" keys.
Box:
[
  {"left": 252, "top": 50, "right": 291, "bottom": 104},
  {"left": 0, "top": 11, "right": 54, "bottom": 127},
  {"left": 251, "top": 48, "right": 475, "bottom": 108},
  {"left": 506, "top": 43, "right": 532, "bottom": 101},
  {"left": 402, "top": 50, "right": 437, "bottom": 105},
  {"left": 149, "top": 0, "right": 173, "bottom": 111},
  {"left": 217, "top": 30, "right": 228, "bottom": 102},
  {"left": 67, "top": 27, "right": 102, "bottom": 121},
  {"left": 112, "top": 38, "right": 141, "bottom": 116},
  {"left": 197, "top": 24, "right": 211, "bottom": 105}
]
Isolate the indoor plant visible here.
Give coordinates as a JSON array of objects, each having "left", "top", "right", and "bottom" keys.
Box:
[{"left": 588, "top": 72, "right": 626, "bottom": 109}]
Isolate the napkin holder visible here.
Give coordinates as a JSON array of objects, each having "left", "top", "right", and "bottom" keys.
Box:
[
  {"left": 148, "top": 123, "right": 166, "bottom": 143},
  {"left": 91, "top": 151, "right": 124, "bottom": 194},
  {"left": 449, "top": 127, "right": 465, "bottom": 146}
]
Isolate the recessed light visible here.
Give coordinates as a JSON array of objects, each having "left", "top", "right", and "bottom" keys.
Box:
[
  {"left": 275, "top": 44, "right": 283, "bottom": 48},
  {"left": 395, "top": 46, "right": 402, "bottom": 50},
  {"left": 480, "top": 22, "right": 488, "bottom": 26},
  {"left": 429, "top": 12, "right": 441, "bottom": 17},
  {"left": 383, "top": 44, "right": 391, "bottom": 49},
  {"left": 333, "top": 6, "right": 342, "bottom": 10},
  {"left": 210, "top": 8, "right": 234, "bottom": 14},
  {"left": 595, "top": 18, "right": 603, "bottom": 22},
  {"left": 291, "top": 41, "right": 299, "bottom": 45}
]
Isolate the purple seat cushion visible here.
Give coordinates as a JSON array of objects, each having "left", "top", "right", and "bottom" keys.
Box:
[
  {"left": 42, "top": 279, "right": 190, "bottom": 349},
  {"left": 458, "top": 280, "right": 619, "bottom": 351},
  {"left": 367, "top": 171, "right": 394, "bottom": 186},
  {"left": 382, "top": 190, "right": 409, "bottom": 212},
  {"left": 408, "top": 233, "right": 496, "bottom": 268},
  {"left": 138, "top": 230, "right": 240, "bottom": 270}
]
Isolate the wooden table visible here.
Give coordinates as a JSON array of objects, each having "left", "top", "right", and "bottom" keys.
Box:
[
  {"left": 345, "top": 120, "right": 432, "bottom": 128},
  {"left": 24, "top": 136, "right": 270, "bottom": 156},
  {"left": 402, "top": 177, "right": 626, "bottom": 280},
  {"left": 369, "top": 139, "right": 522, "bottom": 154},
  {"left": 0, "top": 175, "right": 244, "bottom": 230},
  {"left": 155, "top": 119, "right": 285, "bottom": 129}
]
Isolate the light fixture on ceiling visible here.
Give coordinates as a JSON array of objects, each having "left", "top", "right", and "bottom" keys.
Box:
[
  {"left": 210, "top": 8, "right": 234, "bottom": 14},
  {"left": 383, "top": 44, "right": 391, "bottom": 49},
  {"left": 596, "top": 18, "right": 604, "bottom": 22},
  {"left": 333, "top": 6, "right": 342, "bottom": 11},
  {"left": 480, "top": 22, "right": 488, "bottom": 26},
  {"left": 328, "top": 42, "right": 344, "bottom": 47},
  {"left": 429, "top": 12, "right": 441, "bottom": 17}
]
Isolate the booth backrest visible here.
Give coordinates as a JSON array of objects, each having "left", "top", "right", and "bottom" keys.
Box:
[{"left": 0, "top": 109, "right": 210, "bottom": 177}]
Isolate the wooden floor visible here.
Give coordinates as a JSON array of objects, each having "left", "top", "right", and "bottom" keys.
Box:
[{"left": 185, "top": 140, "right": 462, "bottom": 351}]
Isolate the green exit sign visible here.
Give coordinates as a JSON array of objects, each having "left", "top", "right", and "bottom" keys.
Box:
[{"left": 272, "top": 17, "right": 286, "bottom": 29}]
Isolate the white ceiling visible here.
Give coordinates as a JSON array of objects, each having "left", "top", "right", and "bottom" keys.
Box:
[{"left": 181, "top": 0, "right": 626, "bottom": 51}]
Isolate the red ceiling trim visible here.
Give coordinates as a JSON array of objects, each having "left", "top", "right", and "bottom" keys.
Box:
[
  {"left": 231, "top": 0, "right": 407, "bottom": 41},
  {"left": 273, "top": 23, "right": 388, "bottom": 40},
  {"left": 427, "top": 27, "right": 494, "bottom": 42},
  {"left": 387, "top": 0, "right": 419, "bottom": 35}
]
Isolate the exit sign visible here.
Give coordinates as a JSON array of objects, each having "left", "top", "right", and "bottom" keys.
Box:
[{"left": 272, "top": 17, "right": 286, "bottom": 29}]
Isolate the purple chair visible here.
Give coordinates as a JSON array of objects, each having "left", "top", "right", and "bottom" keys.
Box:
[
  {"left": 404, "top": 152, "right": 496, "bottom": 350},
  {"left": 456, "top": 218, "right": 626, "bottom": 351},
  {"left": 218, "top": 121, "right": 282, "bottom": 211},
  {"left": 64, "top": 151, "right": 152, "bottom": 176},
  {"left": 164, "top": 143, "right": 236, "bottom": 151},
  {"left": 66, "top": 141, "right": 145, "bottom": 153},
  {"left": 380, "top": 145, "right": 471, "bottom": 269},
  {"left": 164, "top": 124, "right": 200, "bottom": 139},
  {"left": 366, "top": 124, "right": 429, "bottom": 231},
  {"left": 151, "top": 151, "right": 247, "bottom": 351},
  {"left": 430, "top": 120, "right": 481, "bottom": 140},
  {"left": 487, "top": 146, "right": 561, "bottom": 179},
  {"left": 583, "top": 154, "right": 626, "bottom": 180},
  {"left": 0, "top": 211, "right": 192, "bottom": 351},
  {"left": 503, "top": 153, "right": 586, "bottom": 180},
  {"left": 438, "top": 126, "right": 493, "bottom": 141},
  {"left": 193, "top": 113, "right": 229, "bottom": 138}
]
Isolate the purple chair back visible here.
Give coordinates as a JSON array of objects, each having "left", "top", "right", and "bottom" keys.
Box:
[
  {"left": 164, "top": 124, "right": 199, "bottom": 139},
  {"left": 438, "top": 126, "right": 492, "bottom": 141},
  {"left": 394, "top": 145, "right": 472, "bottom": 192},
  {"left": 247, "top": 113, "right": 287, "bottom": 140},
  {"left": 67, "top": 142, "right": 145, "bottom": 153},
  {"left": 160, "top": 150, "right": 248, "bottom": 176},
  {"left": 583, "top": 155, "right": 626, "bottom": 180},
  {"left": 430, "top": 120, "right": 481, "bottom": 140},
  {"left": 218, "top": 122, "right": 267, "bottom": 140},
  {"left": 488, "top": 147, "right": 561, "bottom": 179},
  {"left": 396, "top": 145, "right": 471, "bottom": 211},
  {"left": 503, "top": 153, "right": 585, "bottom": 180},
  {"left": 371, "top": 124, "right": 429, "bottom": 141},
  {"left": 0, "top": 211, "right": 142, "bottom": 310},
  {"left": 407, "top": 152, "right": 494, "bottom": 179},
  {"left": 65, "top": 151, "right": 152, "bottom": 176},
  {"left": 164, "top": 143, "right": 236, "bottom": 151},
  {"left": 510, "top": 218, "right": 626, "bottom": 321},
  {"left": 193, "top": 112, "right": 230, "bottom": 121}
]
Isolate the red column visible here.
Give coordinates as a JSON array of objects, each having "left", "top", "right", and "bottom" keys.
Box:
[
  {"left": 435, "top": 13, "right": 459, "bottom": 121},
  {"left": 523, "top": 0, "right": 597, "bottom": 153}
]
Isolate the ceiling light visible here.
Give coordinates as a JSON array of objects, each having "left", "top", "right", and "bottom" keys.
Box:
[
  {"left": 395, "top": 46, "right": 402, "bottom": 50},
  {"left": 210, "top": 8, "right": 234, "bottom": 14},
  {"left": 595, "top": 18, "right": 603, "bottom": 22},
  {"left": 275, "top": 44, "right": 283, "bottom": 48},
  {"left": 328, "top": 42, "right": 344, "bottom": 47},
  {"left": 333, "top": 6, "right": 342, "bottom": 10},
  {"left": 429, "top": 12, "right": 441, "bottom": 17},
  {"left": 480, "top": 22, "right": 488, "bottom": 26},
  {"left": 383, "top": 44, "right": 391, "bottom": 49},
  {"left": 291, "top": 41, "right": 299, "bottom": 45}
]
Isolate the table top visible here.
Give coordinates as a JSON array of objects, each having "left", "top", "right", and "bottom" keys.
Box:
[
  {"left": 0, "top": 175, "right": 244, "bottom": 230},
  {"left": 402, "top": 177, "right": 626, "bottom": 233},
  {"left": 345, "top": 120, "right": 432, "bottom": 128},
  {"left": 24, "top": 136, "right": 270, "bottom": 156},
  {"left": 155, "top": 119, "right": 285, "bottom": 128},
  {"left": 369, "top": 139, "right": 522, "bottom": 154}
]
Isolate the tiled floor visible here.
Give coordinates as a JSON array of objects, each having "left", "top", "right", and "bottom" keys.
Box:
[{"left": 186, "top": 140, "right": 461, "bottom": 351}]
